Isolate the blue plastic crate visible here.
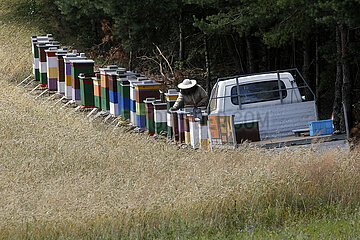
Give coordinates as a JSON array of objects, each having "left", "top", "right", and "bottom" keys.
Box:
[{"left": 309, "top": 120, "right": 333, "bottom": 136}]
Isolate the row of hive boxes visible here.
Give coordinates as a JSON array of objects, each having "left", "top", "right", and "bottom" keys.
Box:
[
  {"left": 31, "top": 35, "right": 136, "bottom": 117},
  {"left": 31, "top": 35, "right": 210, "bottom": 149},
  {"left": 31, "top": 34, "right": 94, "bottom": 104},
  {"left": 142, "top": 100, "right": 210, "bottom": 150}
]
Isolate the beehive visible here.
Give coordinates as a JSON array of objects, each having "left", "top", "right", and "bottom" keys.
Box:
[
  {"left": 99, "top": 65, "right": 124, "bottom": 112},
  {"left": 63, "top": 52, "right": 85, "bottom": 99},
  {"left": 188, "top": 113, "right": 200, "bottom": 149},
  {"left": 31, "top": 34, "right": 53, "bottom": 81},
  {"left": 79, "top": 73, "right": 95, "bottom": 108},
  {"left": 117, "top": 73, "right": 139, "bottom": 121},
  {"left": 118, "top": 77, "right": 130, "bottom": 121},
  {"left": 135, "top": 80, "right": 161, "bottom": 130},
  {"left": 144, "top": 98, "right": 157, "bottom": 135},
  {"left": 129, "top": 79, "right": 145, "bottom": 126},
  {"left": 199, "top": 113, "right": 210, "bottom": 150},
  {"left": 38, "top": 41, "right": 60, "bottom": 87},
  {"left": 184, "top": 113, "right": 191, "bottom": 145},
  {"left": 165, "top": 89, "right": 179, "bottom": 139},
  {"left": 70, "top": 59, "right": 94, "bottom": 104},
  {"left": 153, "top": 100, "right": 168, "bottom": 135},
  {"left": 109, "top": 69, "right": 126, "bottom": 116},
  {"left": 171, "top": 111, "right": 179, "bottom": 142},
  {"left": 177, "top": 110, "right": 185, "bottom": 143},
  {"left": 45, "top": 47, "right": 67, "bottom": 91},
  {"left": 92, "top": 73, "right": 102, "bottom": 109},
  {"left": 55, "top": 49, "right": 70, "bottom": 94}
]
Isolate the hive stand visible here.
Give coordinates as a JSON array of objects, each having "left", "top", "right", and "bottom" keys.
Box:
[{"left": 16, "top": 74, "right": 33, "bottom": 87}]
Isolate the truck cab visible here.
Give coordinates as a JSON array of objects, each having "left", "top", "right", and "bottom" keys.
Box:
[{"left": 208, "top": 69, "right": 318, "bottom": 140}]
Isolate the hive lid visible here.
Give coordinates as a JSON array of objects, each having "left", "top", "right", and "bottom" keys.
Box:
[
  {"left": 119, "top": 79, "right": 130, "bottom": 85},
  {"left": 79, "top": 73, "right": 95, "bottom": 78},
  {"left": 136, "top": 77, "right": 148, "bottom": 81},
  {"left": 165, "top": 89, "right": 179, "bottom": 96},
  {"left": 143, "top": 98, "right": 157, "bottom": 104},
  {"left": 92, "top": 72, "right": 101, "bottom": 80},
  {"left": 116, "top": 68, "right": 126, "bottom": 74},
  {"left": 32, "top": 34, "right": 53, "bottom": 41},
  {"left": 55, "top": 48, "right": 69, "bottom": 56},
  {"left": 45, "top": 47, "right": 60, "bottom": 52},
  {"left": 176, "top": 107, "right": 193, "bottom": 113},
  {"left": 36, "top": 43, "right": 49, "bottom": 48},
  {"left": 152, "top": 100, "right": 167, "bottom": 105},
  {"left": 117, "top": 71, "right": 139, "bottom": 79},
  {"left": 126, "top": 71, "right": 141, "bottom": 76},
  {"left": 99, "top": 65, "right": 125, "bottom": 74},
  {"left": 70, "top": 59, "right": 94, "bottom": 64},
  {"left": 135, "top": 80, "right": 161, "bottom": 86},
  {"left": 63, "top": 53, "right": 86, "bottom": 62}
]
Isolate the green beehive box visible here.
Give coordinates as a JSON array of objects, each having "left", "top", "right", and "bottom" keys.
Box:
[{"left": 79, "top": 73, "right": 95, "bottom": 107}]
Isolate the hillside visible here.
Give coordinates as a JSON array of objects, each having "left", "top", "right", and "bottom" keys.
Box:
[{"left": 1, "top": 1, "right": 360, "bottom": 239}]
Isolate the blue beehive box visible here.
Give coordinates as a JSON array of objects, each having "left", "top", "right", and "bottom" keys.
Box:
[{"left": 309, "top": 120, "right": 333, "bottom": 136}]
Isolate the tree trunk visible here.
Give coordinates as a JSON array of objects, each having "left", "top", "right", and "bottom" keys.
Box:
[
  {"left": 340, "top": 24, "right": 352, "bottom": 130},
  {"left": 302, "top": 39, "right": 312, "bottom": 100},
  {"left": 245, "top": 35, "right": 258, "bottom": 73},
  {"left": 231, "top": 33, "right": 245, "bottom": 74},
  {"left": 204, "top": 34, "right": 211, "bottom": 95},
  {"left": 292, "top": 35, "right": 296, "bottom": 68},
  {"left": 225, "top": 35, "right": 241, "bottom": 73},
  {"left": 128, "top": 29, "right": 133, "bottom": 71},
  {"left": 178, "top": 6, "right": 184, "bottom": 62},
  {"left": 333, "top": 26, "right": 343, "bottom": 131},
  {"left": 315, "top": 34, "right": 319, "bottom": 105}
]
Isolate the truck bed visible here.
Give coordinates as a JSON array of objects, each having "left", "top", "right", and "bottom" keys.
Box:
[{"left": 250, "top": 133, "right": 347, "bottom": 149}]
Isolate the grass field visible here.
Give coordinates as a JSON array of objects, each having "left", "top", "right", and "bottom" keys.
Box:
[{"left": 1, "top": 1, "right": 360, "bottom": 239}]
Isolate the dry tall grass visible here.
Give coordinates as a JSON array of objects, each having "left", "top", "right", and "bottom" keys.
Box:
[{"left": 1, "top": 1, "right": 360, "bottom": 239}]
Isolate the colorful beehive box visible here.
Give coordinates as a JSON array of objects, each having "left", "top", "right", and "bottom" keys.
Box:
[
  {"left": 177, "top": 110, "right": 185, "bottom": 143},
  {"left": 109, "top": 69, "right": 126, "bottom": 116},
  {"left": 45, "top": 47, "right": 67, "bottom": 91},
  {"left": 99, "top": 65, "right": 124, "bottom": 112},
  {"left": 38, "top": 41, "right": 60, "bottom": 87},
  {"left": 309, "top": 120, "right": 333, "bottom": 136},
  {"left": 184, "top": 113, "right": 191, "bottom": 145},
  {"left": 79, "top": 73, "right": 95, "bottom": 108},
  {"left": 165, "top": 89, "right": 179, "bottom": 139},
  {"left": 56, "top": 49, "right": 70, "bottom": 94},
  {"left": 70, "top": 59, "right": 94, "bottom": 104},
  {"left": 144, "top": 98, "right": 157, "bottom": 135},
  {"left": 117, "top": 73, "right": 139, "bottom": 121},
  {"left": 63, "top": 52, "right": 85, "bottom": 99},
  {"left": 118, "top": 77, "right": 130, "bottom": 121},
  {"left": 171, "top": 111, "right": 179, "bottom": 142},
  {"left": 199, "top": 113, "right": 210, "bottom": 150},
  {"left": 153, "top": 100, "right": 168, "bottom": 135},
  {"left": 187, "top": 113, "right": 200, "bottom": 149},
  {"left": 176, "top": 108, "right": 192, "bottom": 144},
  {"left": 31, "top": 34, "right": 53, "bottom": 81},
  {"left": 129, "top": 78, "right": 147, "bottom": 126},
  {"left": 135, "top": 80, "right": 161, "bottom": 130},
  {"left": 92, "top": 73, "right": 102, "bottom": 109}
]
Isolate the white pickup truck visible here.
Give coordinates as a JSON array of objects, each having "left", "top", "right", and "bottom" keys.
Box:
[{"left": 207, "top": 69, "right": 318, "bottom": 140}]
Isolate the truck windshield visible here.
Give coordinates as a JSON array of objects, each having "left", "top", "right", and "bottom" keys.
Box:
[{"left": 231, "top": 80, "right": 287, "bottom": 105}]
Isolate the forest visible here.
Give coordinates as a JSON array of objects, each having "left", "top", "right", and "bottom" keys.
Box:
[{"left": 16, "top": 0, "right": 360, "bottom": 130}]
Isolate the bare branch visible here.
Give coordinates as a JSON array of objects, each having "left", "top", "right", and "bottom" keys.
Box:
[{"left": 154, "top": 44, "right": 174, "bottom": 77}]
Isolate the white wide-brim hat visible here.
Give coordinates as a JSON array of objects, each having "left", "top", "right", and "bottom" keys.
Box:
[{"left": 178, "top": 79, "right": 197, "bottom": 89}]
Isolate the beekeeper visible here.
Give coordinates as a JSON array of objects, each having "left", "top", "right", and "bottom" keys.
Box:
[{"left": 170, "top": 79, "right": 208, "bottom": 110}]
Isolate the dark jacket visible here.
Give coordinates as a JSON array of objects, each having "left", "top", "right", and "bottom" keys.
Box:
[{"left": 173, "top": 85, "right": 208, "bottom": 109}]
